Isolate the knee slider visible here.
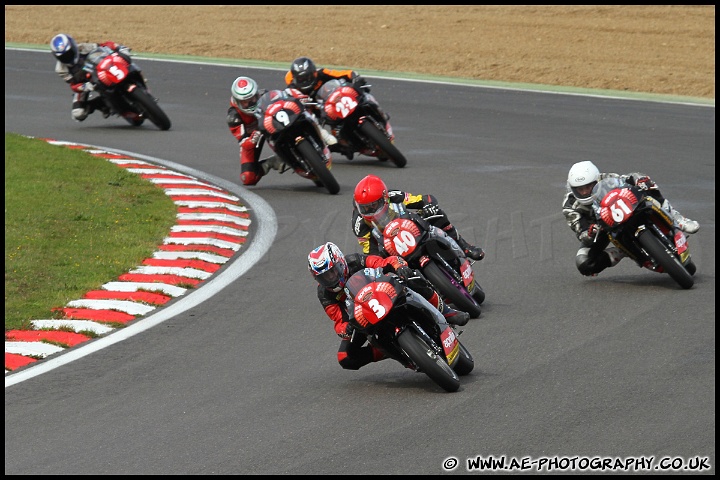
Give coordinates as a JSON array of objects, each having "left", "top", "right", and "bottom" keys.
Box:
[{"left": 72, "top": 107, "right": 89, "bottom": 121}]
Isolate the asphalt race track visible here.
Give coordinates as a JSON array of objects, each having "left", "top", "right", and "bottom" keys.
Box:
[{"left": 4, "top": 49, "right": 715, "bottom": 475}]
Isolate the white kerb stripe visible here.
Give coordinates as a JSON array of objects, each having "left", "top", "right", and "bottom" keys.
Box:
[
  {"left": 6, "top": 342, "right": 65, "bottom": 357},
  {"left": 31, "top": 319, "right": 115, "bottom": 335},
  {"left": 66, "top": 299, "right": 157, "bottom": 315},
  {"left": 173, "top": 201, "right": 248, "bottom": 212},
  {"left": 164, "top": 189, "right": 239, "bottom": 201},
  {"left": 152, "top": 251, "right": 229, "bottom": 264},
  {"left": 101, "top": 282, "right": 188, "bottom": 297},
  {"left": 171, "top": 225, "right": 248, "bottom": 236},
  {"left": 127, "top": 266, "right": 212, "bottom": 280},
  {"left": 163, "top": 237, "right": 242, "bottom": 250},
  {"left": 177, "top": 213, "right": 251, "bottom": 226}
]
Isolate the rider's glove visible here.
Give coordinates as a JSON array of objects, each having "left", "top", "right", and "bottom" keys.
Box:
[
  {"left": 338, "top": 322, "right": 354, "bottom": 340},
  {"left": 634, "top": 176, "right": 656, "bottom": 191},
  {"left": 396, "top": 266, "right": 414, "bottom": 284},
  {"left": 421, "top": 203, "right": 441, "bottom": 218},
  {"left": 353, "top": 75, "right": 368, "bottom": 90},
  {"left": 248, "top": 130, "right": 262, "bottom": 145},
  {"left": 82, "top": 82, "right": 95, "bottom": 92},
  {"left": 588, "top": 223, "right": 600, "bottom": 237},
  {"left": 388, "top": 256, "right": 408, "bottom": 270}
]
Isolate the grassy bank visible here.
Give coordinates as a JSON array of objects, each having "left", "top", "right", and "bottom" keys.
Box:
[{"left": 4, "top": 133, "right": 177, "bottom": 330}]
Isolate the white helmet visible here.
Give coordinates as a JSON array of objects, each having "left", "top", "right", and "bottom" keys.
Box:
[
  {"left": 567, "top": 161, "right": 600, "bottom": 205},
  {"left": 231, "top": 76, "right": 260, "bottom": 114}
]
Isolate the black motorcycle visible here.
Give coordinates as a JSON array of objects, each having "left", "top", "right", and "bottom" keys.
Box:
[
  {"left": 345, "top": 268, "right": 474, "bottom": 392},
  {"left": 591, "top": 176, "right": 696, "bottom": 289},
  {"left": 315, "top": 78, "right": 407, "bottom": 168},
  {"left": 82, "top": 46, "right": 171, "bottom": 130},
  {"left": 370, "top": 203, "right": 484, "bottom": 318},
  {"left": 254, "top": 90, "right": 340, "bottom": 194}
]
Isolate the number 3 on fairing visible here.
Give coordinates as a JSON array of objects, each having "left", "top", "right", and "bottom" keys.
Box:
[
  {"left": 610, "top": 198, "right": 632, "bottom": 223},
  {"left": 392, "top": 229, "right": 417, "bottom": 256},
  {"left": 274, "top": 110, "right": 290, "bottom": 126},
  {"left": 368, "top": 298, "right": 386, "bottom": 318}
]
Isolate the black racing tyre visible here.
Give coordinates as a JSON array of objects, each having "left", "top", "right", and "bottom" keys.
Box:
[
  {"left": 637, "top": 229, "right": 694, "bottom": 289},
  {"left": 397, "top": 329, "right": 460, "bottom": 392},
  {"left": 423, "top": 262, "right": 482, "bottom": 318},
  {"left": 359, "top": 121, "right": 407, "bottom": 168},
  {"left": 297, "top": 139, "right": 340, "bottom": 194},
  {"left": 453, "top": 341, "right": 474, "bottom": 376},
  {"left": 126, "top": 88, "right": 171, "bottom": 130},
  {"left": 471, "top": 283, "right": 486, "bottom": 305},
  {"left": 685, "top": 259, "right": 697, "bottom": 276}
]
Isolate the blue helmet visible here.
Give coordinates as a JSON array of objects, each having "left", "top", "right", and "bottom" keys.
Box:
[{"left": 50, "top": 33, "right": 78, "bottom": 64}]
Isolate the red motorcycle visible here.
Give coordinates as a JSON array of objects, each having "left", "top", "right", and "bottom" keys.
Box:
[
  {"left": 254, "top": 90, "right": 340, "bottom": 195},
  {"left": 82, "top": 46, "right": 171, "bottom": 130},
  {"left": 592, "top": 177, "right": 696, "bottom": 289},
  {"left": 345, "top": 268, "right": 474, "bottom": 392},
  {"left": 315, "top": 78, "right": 407, "bottom": 168},
  {"left": 370, "top": 204, "right": 484, "bottom": 318}
]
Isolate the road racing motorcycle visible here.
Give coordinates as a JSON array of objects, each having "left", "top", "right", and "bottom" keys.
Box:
[
  {"left": 591, "top": 176, "right": 696, "bottom": 289},
  {"left": 345, "top": 268, "right": 474, "bottom": 392},
  {"left": 370, "top": 203, "right": 484, "bottom": 318},
  {"left": 254, "top": 90, "right": 340, "bottom": 195},
  {"left": 315, "top": 78, "right": 407, "bottom": 168},
  {"left": 82, "top": 46, "right": 171, "bottom": 130}
]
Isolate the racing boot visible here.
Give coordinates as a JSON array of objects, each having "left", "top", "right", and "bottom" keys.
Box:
[
  {"left": 426, "top": 291, "right": 470, "bottom": 326},
  {"left": 319, "top": 127, "right": 338, "bottom": 146},
  {"left": 457, "top": 236, "right": 485, "bottom": 261},
  {"left": 442, "top": 304, "right": 470, "bottom": 326},
  {"left": 663, "top": 200, "right": 699, "bottom": 234},
  {"left": 260, "top": 155, "right": 285, "bottom": 175}
]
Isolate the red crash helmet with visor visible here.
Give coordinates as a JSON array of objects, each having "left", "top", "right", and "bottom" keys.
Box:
[
  {"left": 308, "top": 242, "right": 349, "bottom": 292},
  {"left": 354, "top": 174, "right": 390, "bottom": 224}
]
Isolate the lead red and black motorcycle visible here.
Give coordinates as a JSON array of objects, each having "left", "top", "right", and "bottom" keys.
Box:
[
  {"left": 591, "top": 176, "right": 696, "bottom": 289},
  {"left": 315, "top": 78, "right": 407, "bottom": 168},
  {"left": 345, "top": 268, "right": 474, "bottom": 392},
  {"left": 370, "top": 203, "right": 485, "bottom": 318},
  {"left": 254, "top": 90, "right": 340, "bottom": 195},
  {"left": 82, "top": 46, "right": 171, "bottom": 130}
]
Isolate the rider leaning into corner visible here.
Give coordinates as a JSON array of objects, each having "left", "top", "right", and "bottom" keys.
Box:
[
  {"left": 562, "top": 160, "right": 700, "bottom": 277},
  {"left": 50, "top": 33, "right": 131, "bottom": 122},
  {"left": 284, "top": 56, "right": 373, "bottom": 148},
  {"left": 308, "top": 242, "right": 470, "bottom": 370},
  {"left": 351, "top": 174, "right": 485, "bottom": 262},
  {"left": 226, "top": 76, "right": 291, "bottom": 186}
]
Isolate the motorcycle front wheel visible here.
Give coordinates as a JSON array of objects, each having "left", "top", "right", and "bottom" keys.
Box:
[
  {"left": 398, "top": 328, "right": 460, "bottom": 392},
  {"left": 423, "top": 262, "right": 482, "bottom": 318},
  {"left": 453, "top": 341, "right": 474, "bottom": 376},
  {"left": 126, "top": 88, "right": 172, "bottom": 131},
  {"left": 296, "top": 139, "right": 340, "bottom": 194},
  {"left": 637, "top": 229, "right": 694, "bottom": 289},
  {"left": 358, "top": 121, "right": 407, "bottom": 168}
]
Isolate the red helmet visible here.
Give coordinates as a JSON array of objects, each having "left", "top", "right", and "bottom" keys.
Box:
[{"left": 354, "top": 174, "right": 389, "bottom": 223}]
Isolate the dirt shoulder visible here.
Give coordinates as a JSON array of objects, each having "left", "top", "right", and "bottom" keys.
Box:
[{"left": 4, "top": 5, "right": 715, "bottom": 99}]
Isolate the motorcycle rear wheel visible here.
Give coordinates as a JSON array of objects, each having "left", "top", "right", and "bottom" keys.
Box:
[
  {"left": 423, "top": 262, "right": 482, "bottom": 318},
  {"left": 637, "top": 229, "right": 694, "bottom": 289},
  {"left": 398, "top": 329, "right": 460, "bottom": 392},
  {"left": 126, "top": 88, "right": 171, "bottom": 131},
  {"left": 297, "top": 139, "right": 340, "bottom": 194},
  {"left": 358, "top": 121, "right": 407, "bottom": 168}
]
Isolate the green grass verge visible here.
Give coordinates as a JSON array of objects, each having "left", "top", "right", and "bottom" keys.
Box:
[{"left": 4, "top": 133, "right": 178, "bottom": 331}]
